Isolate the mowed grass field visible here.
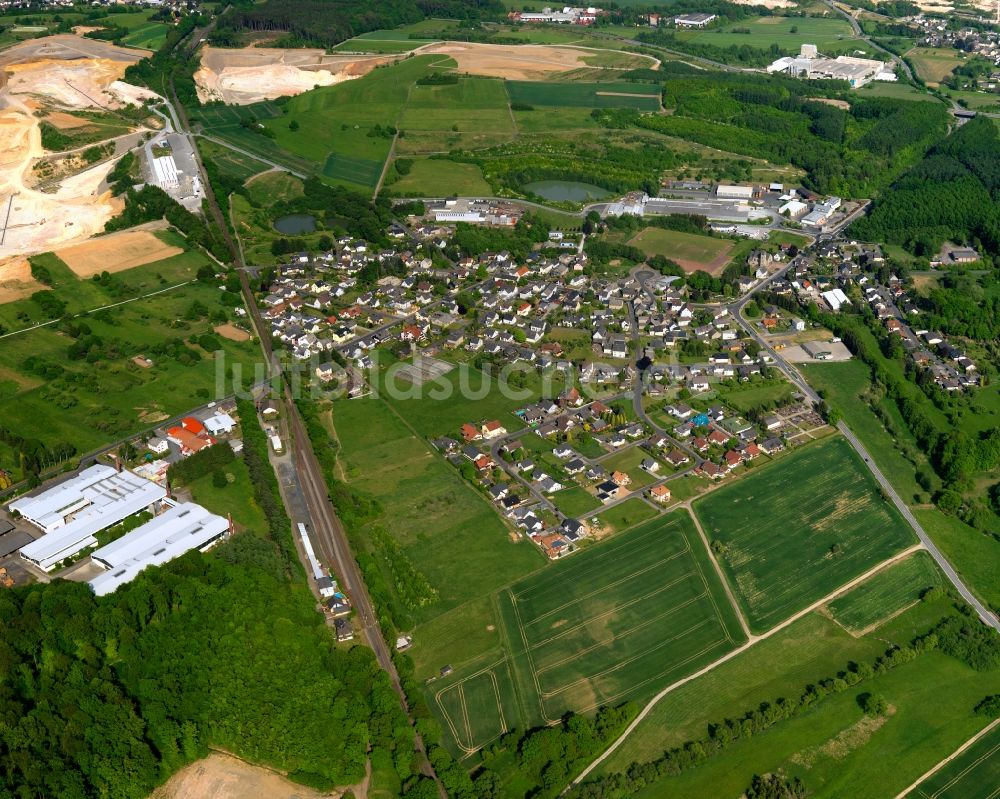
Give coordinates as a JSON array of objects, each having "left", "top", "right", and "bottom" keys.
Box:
[
  {"left": 330, "top": 397, "right": 541, "bottom": 618},
  {"left": 911, "top": 722, "right": 1000, "bottom": 799},
  {"left": 694, "top": 436, "right": 916, "bottom": 632},
  {"left": 490, "top": 511, "right": 746, "bottom": 726},
  {"left": 388, "top": 158, "right": 492, "bottom": 196},
  {"left": 684, "top": 16, "right": 859, "bottom": 52},
  {"left": 627, "top": 227, "right": 734, "bottom": 269},
  {"left": 826, "top": 551, "right": 941, "bottom": 635},
  {"left": 506, "top": 80, "right": 661, "bottom": 110},
  {"left": 906, "top": 46, "right": 966, "bottom": 85}
]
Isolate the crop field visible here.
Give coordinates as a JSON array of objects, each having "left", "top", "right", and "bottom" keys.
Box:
[
  {"left": 197, "top": 101, "right": 317, "bottom": 175},
  {"left": 493, "top": 511, "right": 745, "bottom": 726},
  {"left": 321, "top": 152, "right": 384, "bottom": 188},
  {"left": 506, "top": 80, "right": 661, "bottom": 110},
  {"left": 627, "top": 227, "right": 734, "bottom": 274},
  {"left": 911, "top": 723, "right": 1000, "bottom": 799},
  {"left": 826, "top": 551, "right": 941, "bottom": 635},
  {"left": 400, "top": 77, "right": 514, "bottom": 133},
  {"left": 693, "top": 436, "right": 916, "bottom": 632},
  {"left": 685, "top": 16, "right": 858, "bottom": 51},
  {"left": 435, "top": 660, "right": 520, "bottom": 753}
]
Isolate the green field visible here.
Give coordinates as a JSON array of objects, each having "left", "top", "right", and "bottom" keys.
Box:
[
  {"left": 388, "top": 158, "right": 492, "bottom": 196},
  {"left": 911, "top": 722, "right": 1000, "bottom": 799},
  {"left": 185, "top": 456, "right": 268, "bottom": 537},
  {"left": 685, "top": 16, "right": 859, "bottom": 52},
  {"left": 321, "top": 152, "right": 385, "bottom": 188},
  {"left": 332, "top": 37, "right": 432, "bottom": 53},
  {"left": 550, "top": 485, "right": 602, "bottom": 518},
  {"left": 593, "top": 496, "right": 659, "bottom": 533},
  {"left": 694, "top": 436, "right": 916, "bottom": 632},
  {"left": 906, "top": 46, "right": 966, "bottom": 85},
  {"left": 599, "top": 593, "right": 999, "bottom": 799},
  {"left": 430, "top": 510, "right": 745, "bottom": 753},
  {"left": 331, "top": 396, "right": 541, "bottom": 618},
  {"left": 826, "top": 551, "right": 941, "bottom": 635},
  {"left": 0, "top": 267, "right": 258, "bottom": 480},
  {"left": 197, "top": 138, "right": 266, "bottom": 183},
  {"left": 712, "top": 379, "right": 796, "bottom": 414},
  {"left": 627, "top": 227, "right": 733, "bottom": 267},
  {"left": 506, "top": 81, "right": 661, "bottom": 110}
]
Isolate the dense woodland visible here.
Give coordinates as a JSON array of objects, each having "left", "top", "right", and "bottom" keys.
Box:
[
  {"left": 851, "top": 116, "right": 1000, "bottom": 256},
  {"left": 0, "top": 551, "right": 408, "bottom": 797},
  {"left": 214, "top": 0, "right": 505, "bottom": 47},
  {"left": 617, "top": 68, "right": 950, "bottom": 196}
]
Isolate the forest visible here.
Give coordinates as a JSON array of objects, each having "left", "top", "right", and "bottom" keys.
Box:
[
  {"left": 851, "top": 116, "right": 1000, "bottom": 256},
  {"left": 598, "top": 68, "right": 950, "bottom": 196},
  {"left": 214, "top": 0, "right": 505, "bottom": 47},
  {"left": 0, "top": 550, "right": 409, "bottom": 797}
]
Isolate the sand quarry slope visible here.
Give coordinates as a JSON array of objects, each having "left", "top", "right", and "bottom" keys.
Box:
[
  {"left": 0, "top": 35, "right": 155, "bottom": 265},
  {"left": 195, "top": 46, "right": 397, "bottom": 104}
]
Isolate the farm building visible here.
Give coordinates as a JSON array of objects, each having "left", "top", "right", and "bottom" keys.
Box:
[
  {"left": 13, "top": 466, "right": 167, "bottom": 572},
  {"left": 89, "top": 502, "right": 230, "bottom": 596},
  {"left": 674, "top": 12, "right": 716, "bottom": 26}
]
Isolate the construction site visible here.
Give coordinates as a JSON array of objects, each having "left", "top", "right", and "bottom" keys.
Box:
[{"left": 0, "top": 35, "right": 159, "bottom": 261}]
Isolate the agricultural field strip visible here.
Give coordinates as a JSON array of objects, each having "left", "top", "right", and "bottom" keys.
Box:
[
  {"left": 435, "top": 659, "right": 510, "bottom": 752},
  {"left": 506, "top": 520, "right": 736, "bottom": 714},
  {"left": 921, "top": 742, "right": 1000, "bottom": 799},
  {"left": 0, "top": 279, "right": 195, "bottom": 341},
  {"left": 571, "top": 542, "right": 925, "bottom": 786},
  {"left": 899, "top": 719, "right": 1000, "bottom": 799}
]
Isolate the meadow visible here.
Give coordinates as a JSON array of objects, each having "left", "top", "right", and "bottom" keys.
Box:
[
  {"left": 683, "top": 16, "right": 859, "bottom": 53},
  {"left": 693, "top": 436, "right": 916, "bottom": 632},
  {"left": 626, "top": 227, "right": 733, "bottom": 269},
  {"left": 910, "top": 722, "right": 1000, "bottom": 799},
  {"left": 387, "top": 158, "right": 492, "bottom": 197},
  {"left": 0, "top": 277, "right": 260, "bottom": 477},
  {"left": 600, "top": 592, "right": 999, "bottom": 799},
  {"left": 593, "top": 496, "right": 659, "bottom": 533},
  {"left": 906, "top": 46, "right": 966, "bottom": 85},
  {"left": 330, "top": 396, "right": 541, "bottom": 619},
  {"left": 430, "top": 510, "right": 745, "bottom": 754}
]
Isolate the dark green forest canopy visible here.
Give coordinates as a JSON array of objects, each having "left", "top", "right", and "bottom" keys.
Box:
[
  {"left": 215, "top": 0, "right": 505, "bottom": 47},
  {"left": 0, "top": 546, "right": 407, "bottom": 798},
  {"left": 851, "top": 116, "right": 1000, "bottom": 256}
]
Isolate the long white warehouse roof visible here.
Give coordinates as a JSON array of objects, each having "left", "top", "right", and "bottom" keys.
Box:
[
  {"left": 90, "top": 502, "right": 229, "bottom": 596},
  {"left": 17, "top": 467, "right": 166, "bottom": 571},
  {"left": 9, "top": 464, "right": 117, "bottom": 529}
]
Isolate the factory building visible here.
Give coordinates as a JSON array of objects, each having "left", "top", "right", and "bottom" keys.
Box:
[
  {"left": 89, "top": 502, "right": 230, "bottom": 596},
  {"left": 768, "top": 45, "right": 892, "bottom": 88},
  {"left": 13, "top": 465, "right": 167, "bottom": 572}
]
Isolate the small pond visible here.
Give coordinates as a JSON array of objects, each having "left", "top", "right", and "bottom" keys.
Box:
[
  {"left": 273, "top": 214, "right": 317, "bottom": 235},
  {"left": 521, "top": 180, "right": 612, "bottom": 202}
]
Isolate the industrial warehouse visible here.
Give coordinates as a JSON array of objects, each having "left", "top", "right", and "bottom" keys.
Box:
[
  {"left": 13, "top": 465, "right": 167, "bottom": 572},
  {"left": 768, "top": 44, "right": 895, "bottom": 88},
  {"left": 89, "top": 502, "right": 230, "bottom": 596},
  {"left": 9, "top": 465, "right": 229, "bottom": 592}
]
